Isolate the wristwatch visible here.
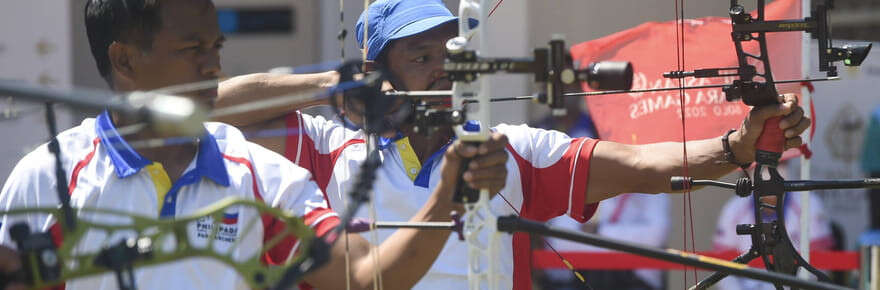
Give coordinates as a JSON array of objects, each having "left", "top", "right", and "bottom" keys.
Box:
[{"left": 722, "top": 129, "right": 752, "bottom": 169}]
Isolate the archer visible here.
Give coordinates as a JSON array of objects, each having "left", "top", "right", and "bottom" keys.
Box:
[{"left": 213, "top": 0, "right": 810, "bottom": 288}]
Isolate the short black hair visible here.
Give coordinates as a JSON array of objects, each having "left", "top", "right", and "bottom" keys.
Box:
[{"left": 84, "top": 0, "right": 163, "bottom": 86}]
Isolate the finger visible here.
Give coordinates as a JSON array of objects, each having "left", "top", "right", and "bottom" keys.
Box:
[
  {"left": 441, "top": 146, "right": 463, "bottom": 172},
  {"left": 464, "top": 169, "right": 508, "bottom": 192},
  {"left": 784, "top": 137, "right": 803, "bottom": 150},
  {"left": 463, "top": 165, "right": 507, "bottom": 183},
  {"left": 469, "top": 151, "right": 508, "bottom": 170},
  {"left": 452, "top": 141, "right": 479, "bottom": 159},
  {"left": 779, "top": 105, "right": 804, "bottom": 129},
  {"left": 777, "top": 93, "right": 798, "bottom": 105},
  {"left": 748, "top": 102, "right": 794, "bottom": 131},
  {"left": 785, "top": 117, "right": 811, "bottom": 138},
  {"left": 478, "top": 134, "right": 509, "bottom": 155}
]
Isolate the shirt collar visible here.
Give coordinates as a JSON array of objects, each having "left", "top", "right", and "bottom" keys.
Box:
[
  {"left": 381, "top": 120, "right": 482, "bottom": 188},
  {"left": 378, "top": 131, "right": 406, "bottom": 150},
  {"left": 95, "top": 111, "right": 230, "bottom": 186},
  {"left": 376, "top": 120, "right": 481, "bottom": 151}
]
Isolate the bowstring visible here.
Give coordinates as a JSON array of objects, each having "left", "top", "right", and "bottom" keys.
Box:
[
  {"left": 673, "top": 0, "right": 699, "bottom": 286},
  {"left": 359, "top": 1, "right": 384, "bottom": 289},
  {"left": 488, "top": 0, "right": 504, "bottom": 17},
  {"left": 338, "top": 1, "right": 354, "bottom": 289}
]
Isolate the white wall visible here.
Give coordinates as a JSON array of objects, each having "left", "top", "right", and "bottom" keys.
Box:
[{"left": 0, "top": 1, "right": 75, "bottom": 182}]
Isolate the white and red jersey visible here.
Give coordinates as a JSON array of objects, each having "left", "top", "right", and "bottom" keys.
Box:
[
  {"left": 712, "top": 193, "right": 833, "bottom": 290},
  {"left": 0, "top": 112, "right": 338, "bottom": 290},
  {"left": 285, "top": 111, "right": 600, "bottom": 290}
]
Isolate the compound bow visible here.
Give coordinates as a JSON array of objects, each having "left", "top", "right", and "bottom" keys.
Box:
[{"left": 661, "top": 0, "right": 872, "bottom": 289}]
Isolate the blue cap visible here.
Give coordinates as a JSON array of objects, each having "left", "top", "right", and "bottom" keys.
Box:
[{"left": 356, "top": 0, "right": 476, "bottom": 61}]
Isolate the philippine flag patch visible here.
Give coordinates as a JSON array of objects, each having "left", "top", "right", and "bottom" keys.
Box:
[{"left": 222, "top": 212, "right": 239, "bottom": 225}]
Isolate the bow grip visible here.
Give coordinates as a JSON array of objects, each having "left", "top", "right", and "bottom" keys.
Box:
[
  {"left": 755, "top": 116, "right": 784, "bottom": 165},
  {"left": 452, "top": 141, "right": 482, "bottom": 204}
]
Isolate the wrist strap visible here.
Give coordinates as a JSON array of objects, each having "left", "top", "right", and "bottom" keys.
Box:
[{"left": 723, "top": 129, "right": 752, "bottom": 170}]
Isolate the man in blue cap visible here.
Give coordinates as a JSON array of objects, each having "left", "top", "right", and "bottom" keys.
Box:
[{"left": 215, "top": 0, "right": 811, "bottom": 288}]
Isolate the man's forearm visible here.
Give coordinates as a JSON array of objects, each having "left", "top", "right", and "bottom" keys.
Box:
[
  {"left": 351, "top": 182, "right": 462, "bottom": 289},
  {"left": 640, "top": 136, "right": 739, "bottom": 192},
  {"left": 588, "top": 136, "right": 738, "bottom": 201},
  {"left": 214, "top": 72, "right": 338, "bottom": 127}
]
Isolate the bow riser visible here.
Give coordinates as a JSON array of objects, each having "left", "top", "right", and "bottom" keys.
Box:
[{"left": 448, "top": 1, "right": 505, "bottom": 289}]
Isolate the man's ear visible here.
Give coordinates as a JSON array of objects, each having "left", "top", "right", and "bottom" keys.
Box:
[{"left": 108, "top": 42, "right": 136, "bottom": 83}]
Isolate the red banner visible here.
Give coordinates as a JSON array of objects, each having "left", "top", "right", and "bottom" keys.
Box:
[{"left": 571, "top": 0, "right": 803, "bottom": 146}]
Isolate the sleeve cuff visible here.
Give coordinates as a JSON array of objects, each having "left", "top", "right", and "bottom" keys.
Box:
[
  {"left": 305, "top": 209, "right": 340, "bottom": 238},
  {"left": 568, "top": 138, "right": 599, "bottom": 222}
]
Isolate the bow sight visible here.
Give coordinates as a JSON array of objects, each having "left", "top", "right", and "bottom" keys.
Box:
[{"left": 406, "top": 36, "right": 634, "bottom": 135}]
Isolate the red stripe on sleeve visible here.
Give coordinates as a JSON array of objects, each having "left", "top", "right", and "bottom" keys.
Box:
[
  {"left": 68, "top": 138, "right": 100, "bottom": 195},
  {"left": 284, "top": 112, "right": 364, "bottom": 207},
  {"left": 565, "top": 138, "right": 599, "bottom": 222},
  {"left": 303, "top": 208, "right": 341, "bottom": 238},
  {"left": 512, "top": 138, "right": 599, "bottom": 223}
]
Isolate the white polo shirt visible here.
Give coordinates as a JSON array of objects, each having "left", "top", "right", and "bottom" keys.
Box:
[
  {"left": 284, "top": 111, "right": 600, "bottom": 290},
  {"left": 0, "top": 112, "right": 338, "bottom": 290}
]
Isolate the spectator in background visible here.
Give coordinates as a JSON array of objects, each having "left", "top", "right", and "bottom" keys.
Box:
[
  {"left": 713, "top": 163, "right": 834, "bottom": 290},
  {"left": 535, "top": 93, "right": 671, "bottom": 290}
]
